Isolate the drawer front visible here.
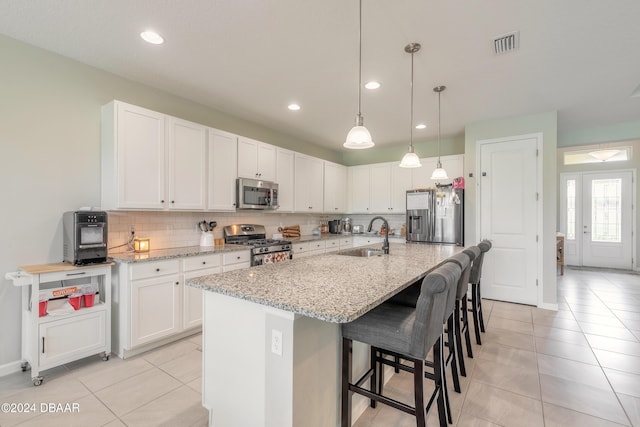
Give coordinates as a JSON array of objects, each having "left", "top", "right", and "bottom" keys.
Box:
[
  {"left": 309, "top": 241, "right": 326, "bottom": 251},
  {"left": 131, "top": 260, "right": 180, "bottom": 281},
  {"left": 339, "top": 237, "right": 353, "bottom": 248},
  {"left": 222, "top": 251, "right": 251, "bottom": 266},
  {"left": 183, "top": 254, "right": 221, "bottom": 272},
  {"left": 38, "top": 266, "right": 109, "bottom": 283},
  {"left": 325, "top": 240, "right": 339, "bottom": 252},
  {"left": 292, "top": 242, "right": 310, "bottom": 253}
]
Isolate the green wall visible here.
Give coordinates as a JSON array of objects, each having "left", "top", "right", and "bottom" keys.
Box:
[
  {"left": 0, "top": 33, "right": 340, "bottom": 369},
  {"left": 464, "top": 111, "right": 558, "bottom": 307}
]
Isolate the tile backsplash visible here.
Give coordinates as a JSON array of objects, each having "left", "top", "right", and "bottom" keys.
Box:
[{"left": 107, "top": 211, "right": 406, "bottom": 254}]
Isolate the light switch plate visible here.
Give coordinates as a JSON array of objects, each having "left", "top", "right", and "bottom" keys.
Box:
[{"left": 271, "top": 329, "right": 283, "bottom": 356}]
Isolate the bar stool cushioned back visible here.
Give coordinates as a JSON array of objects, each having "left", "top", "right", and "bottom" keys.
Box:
[{"left": 342, "top": 262, "right": 459, "bottom": 360}]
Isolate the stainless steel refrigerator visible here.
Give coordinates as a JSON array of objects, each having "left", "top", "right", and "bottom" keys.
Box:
[{"left": 406, "top": 184, "right": 464, "bottom": 245}]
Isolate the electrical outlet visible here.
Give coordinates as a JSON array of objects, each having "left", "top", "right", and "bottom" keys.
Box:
[
  {"left": 130, "top": 225, "right": 136, "bottom": 236},
  {"left": 271, "top": 329, "right": 283, "bottom": 356}
]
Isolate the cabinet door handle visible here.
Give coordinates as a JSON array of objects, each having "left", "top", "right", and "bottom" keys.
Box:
[
  {"left": 42, "top": 337, "right": 45, "bottom": 354},
  {"left": 65, "top": 272, "right": 87, "bottom": 277},
  {"left": 175, "top": 281, "right": 179, "bottom": 286},
  {"left": 161, "top": 200, "right": 165, "bottom": 203},
  {"left": 202, "top": 261, "right": 206, "bottom": 265},
  {"left": 171, "top": 200, "right": 175, "bottom": 204},
  {"left": 156, "top": 268, "right": 160, "bottom": 272}
]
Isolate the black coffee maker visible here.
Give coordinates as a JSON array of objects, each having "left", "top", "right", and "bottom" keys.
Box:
[{"left": 328, "top": 220, "right": 342, "bottom": 234}]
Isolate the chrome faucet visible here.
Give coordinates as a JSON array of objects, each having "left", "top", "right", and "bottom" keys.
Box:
[{"left": 367, "top": 216, "right": 389, "bottom": 254}]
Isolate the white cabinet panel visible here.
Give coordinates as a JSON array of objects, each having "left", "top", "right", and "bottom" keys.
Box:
[
  {"left": 348, "top": 165, "right": 370, "bottom": 213},
  {"left": 130, "top": 274, "right": 181, "bottom": 347},
  {"left": 294, "top": 153, "right": 324, "bottom": 212},
  {"left": 390, "top": 165, "right": 413, "bottom": 212},
  {"left": 39, "top": 311, "right": 106, "bottom": 368},
  {"left": 324, "top": 161, "right": 347, "bottom": 213},
  {"left": 237, "top": 137, "right": 276, "bottom": 181},
  {"left": 208, "top": 129, "right": 238, "bottom": 211},
  {"left": 102, "top": 101, "right": 166, "bottom": 210},
  {"left": 276, "top": 148, "right": 295, "bottom": 211},
  {"left": 370, "top": 164, "right": 392, "bottom": 213},
  {"left": 168, "top": 118, "right": 207, "bottom": 210}
]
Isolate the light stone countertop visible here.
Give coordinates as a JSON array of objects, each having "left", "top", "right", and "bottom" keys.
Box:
[
  {"left": 109, "top": 245, "right": 250, "bottom": 264},
  {"left": 187, "top": 242, "right": 462, "bottom": 323}
]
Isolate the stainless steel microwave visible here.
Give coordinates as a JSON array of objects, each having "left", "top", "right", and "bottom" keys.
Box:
[{"left": 236, "top": 178, "right": 279, "bottom": 210}]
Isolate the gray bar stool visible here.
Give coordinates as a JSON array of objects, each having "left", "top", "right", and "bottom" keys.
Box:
[
  {"left": 445, "top": 249, "right": 478, "bottom": 377},
  {"left": 469, "top": 240, "right": 492, "bottom": 345},
  {"left": 341, "top": 263, "right": 461, "bottom": 427}
]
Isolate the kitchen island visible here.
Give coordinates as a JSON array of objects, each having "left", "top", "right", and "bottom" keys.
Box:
[{"left": 187, "top": 242, "right": 461, "bottom": 427}]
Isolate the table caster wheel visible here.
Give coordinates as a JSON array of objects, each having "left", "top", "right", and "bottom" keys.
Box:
[
  {"left": 102, "top": 354, "right": 110, "bottom": 361},
  {"left": 32, "top": 377, "right": 43, "bottom": 386},
  {"left": 21, "top": 362, "right": 30, "bottom": 372}
]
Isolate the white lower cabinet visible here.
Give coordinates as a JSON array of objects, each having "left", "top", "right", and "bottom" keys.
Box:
[
  {"left": 130, "top": 264, "right": 181, "bottom": 348},
  {"left": 114, "top": 250, "right": 250, "bottom": 358},
  {"left": 183, "top": 254, "right": 221, "bottom": 330},
  {"left": 39, "top": 306, "right": 107, "bottom": 369},
  {"left": 291, "top": 242, "right": 311, "bottom": 259},
  {"left": 353, "top": 236, "right": 384, "bottom": 247}
]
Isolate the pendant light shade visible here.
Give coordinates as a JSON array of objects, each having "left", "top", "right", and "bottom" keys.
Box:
[
  {"left": 344, "top": 0, "right": 374, "bottom": 149},
  {"left": 430, "top": 85, "right": 448, "bottom": 180},
  {"left": 399, "top": 43, "right": 422, "bottom": 168}
]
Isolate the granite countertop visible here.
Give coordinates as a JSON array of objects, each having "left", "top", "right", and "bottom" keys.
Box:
[
  {"left": 109, "top": 245, "right": 250, "bottom": 264},
  {"left": 187, "top": 242, "right": 461, "bottom": 323}
]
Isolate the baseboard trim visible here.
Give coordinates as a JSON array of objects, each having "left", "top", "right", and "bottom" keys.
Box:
[
  {"left": 0, "top": 360, "right": 23, "bottom": 377},
  {"left": 538, "top": 302, "right": 559, "bottom": 311}
]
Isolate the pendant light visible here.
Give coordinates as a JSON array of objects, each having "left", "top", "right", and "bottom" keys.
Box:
[
  {"left": 430, "top": 85, "right": 448, "bottom": 180},
  {"left": 399, "top": 43, "right": 422, "bottom": 168},
  {"left": 344, "top": 0, "right": 374, "bottom": 149}
]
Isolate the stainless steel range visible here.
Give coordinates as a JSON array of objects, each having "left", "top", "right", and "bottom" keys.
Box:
[{"left": 223, "top": 224, "right": 292, "bottom": 266}]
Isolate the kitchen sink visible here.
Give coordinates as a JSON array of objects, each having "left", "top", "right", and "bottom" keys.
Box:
[{"left": 336, "top": 248, "right": 386, "bottom": 257}]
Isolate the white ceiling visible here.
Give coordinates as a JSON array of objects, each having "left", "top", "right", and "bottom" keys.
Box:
[{"left": 2, "top": 0, "right": 640, "bottom": 152}]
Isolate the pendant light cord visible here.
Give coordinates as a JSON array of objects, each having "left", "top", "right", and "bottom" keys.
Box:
[
  {"left": 410, "top": 49, "right": 414, "bottom": 150},
  {"left": 357, "top": 0, "right": 363, "bottom": 119},
  {"left": 437, "top": 89, "right": 441, "bottom": 165}
]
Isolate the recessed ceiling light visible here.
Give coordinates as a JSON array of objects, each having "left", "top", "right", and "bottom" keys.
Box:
[
  {"left": 140, "top": 31, "right": 164, "bottom": 45},
  {"left": 287, "top": 103, "right": 301, "bottom": 111},
  {"left": 365, "top": 81, "right": 381, "bottom": 90},
  {"left": 415, "top": 124, "right": 427, "bottom": 129}
]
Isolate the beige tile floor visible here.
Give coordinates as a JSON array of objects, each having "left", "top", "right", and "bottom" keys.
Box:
[
  {"left": 354, "top": 268, "right": 640, "bottom": 427},
  {"left": 1, "top": 267, "right": 639, "bottom": 426}
]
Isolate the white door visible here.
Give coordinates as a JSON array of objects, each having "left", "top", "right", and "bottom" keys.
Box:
[
  {"left": 479, "top": 135, "right": 540, "bottom": 305},
  {"left": 561, "top": 171, "right": 633, "bottom": 269}
]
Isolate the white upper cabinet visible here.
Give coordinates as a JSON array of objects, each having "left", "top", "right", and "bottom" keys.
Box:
[
  {"left": 348, "top": 165, "right": 371, "bottom": 213},
  {"left": 237, "top": 137, "right": 276, "bottom": 181},
  {"left": 294, "top": 153, "right": 324, "bottom": 212},
  {"left": 411, "top": 154, "right": 464, "bottom": 189},
  {"left": 102, "top": 101, "right": 209, "bottom": 211},
  {"left": 167, "top": 117, "right": 207, "bottom": 210},
  {"left": 369, "top": 164, "right": 393, "bottom": 213},
  {"left": 276, "top": 148, "right": 295, "bottom": 211},
  {"left": 390, "top": 164, "right": 413, "bottom": 212},
  {"left": 324, "top": 161, "right": 348, "bottom": 213},
  {"left": 367, "top": 163, "right": 413, "bottom": 214},
  {"left": 208, "top": 128, "right": 238, "bottom": 211},
  {"left": 102, "top": 101, "right": 166, "bottom": 210}
]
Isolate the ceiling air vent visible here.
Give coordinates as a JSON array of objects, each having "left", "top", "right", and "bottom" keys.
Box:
[{"left": 493, "top": 31, "right": 519, "bottom": 54}]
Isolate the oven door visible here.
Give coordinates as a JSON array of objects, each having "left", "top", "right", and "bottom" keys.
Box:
[{"left": 252, "top": 250, "right": 292, "bottom": 266}]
